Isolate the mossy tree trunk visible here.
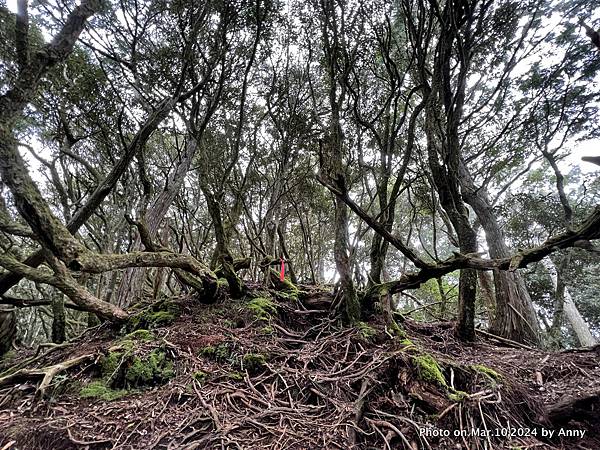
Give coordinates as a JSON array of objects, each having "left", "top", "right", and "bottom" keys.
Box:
[
  {"left": 318, "top": 0, "right": 360, "bottom": 323},
  {"left": 201, "top": 186, "right": 244, "bottom": 298},
  {"left": 419, "top": 1, "right": 478, "bottom": 341},
  {"left": 0, "top": 308, "right": 16, "bottom": 357}
]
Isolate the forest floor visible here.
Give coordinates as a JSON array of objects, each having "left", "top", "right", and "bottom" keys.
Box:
[{"left": 0, "top": 284, "right": 598, "bottom": 450}]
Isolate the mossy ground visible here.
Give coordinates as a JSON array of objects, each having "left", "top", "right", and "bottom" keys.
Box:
[
  {"left": 356, "top": 321, "right": 376, "bottom": 339},
  {"left": 246, "top": 297, "right": 277, "bottom": 321},
  {"left": 242, "top": 353, "right": 267, "bottom": 372},
  {"left": 126, "top": 300, "right": 180, "bottom": 332},
  {"left": 79, "top": 381, "right": 129, "bottom": 401},
  {"left": 1, "top": 293, "right": 595, "bottom": 450},
  {"left": 192, "top": 370, "right": 208, "bottom": 383},
  {"left": 80, "top": 327, "right": 175, "bottom": 400}
]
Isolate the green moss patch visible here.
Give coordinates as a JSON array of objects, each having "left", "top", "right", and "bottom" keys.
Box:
[
  {"left": 471, "top": 364, "right": 501, "bottom": 381},
  {"left": 199, "top": 343, "right": 233, "bottom": 362},
  {"left": 123, "top": 329, "right": 155, "bottom": 341},
  {"left": 193, "top": 370, "right": 208, "bottom": 383},
  {"left": 80, "top": 381, "right": 129, "bottom": 401},
  {"left": 356, "top": 321, "right": 376, "bottom": 339},
  {"left": 242, "top": 353, "right": 267, "bottom": 372},
  {"left": 389, "top": 320, "right": 407, "bottom": 339},
  {"left": 126, "top": 300, "right": 180, "bottom": 332},
  {"left": 261, "top": 325, "right": 275, "bottom": 335},
  {"left": 413, "top": 354, "right": 447, "bottom": 387},
  {"left": 246, "top": 297, "right": 277, "bottom": 321},
  {"left": 101, "top": 346, "right": 174, "bottom": 389},
  {"left": 448, "top": 390, "right": 469, "bottom": 402},
  {"left": 124, "top": 349, "right": 174, "bottom": 387},
  {"left": 227, "top": 371, "right": 244, "bottom": 381}
]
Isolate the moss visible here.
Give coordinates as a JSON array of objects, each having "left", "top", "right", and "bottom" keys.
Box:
[
  {"left": 221, "top": 319, "right": 236, "bottom": 329},
  {"left": 124, "top": 349, "right": 174, "bottom": 387},
  {"left": 193, "top": 370, "right": 208, "bottom": 383},
  {"left": 413, "top": 354, "right": 447, "bottom": 387},
  {"left": 274, "top": 290, "right": 298, "bottom": 301},
  {"left": 101, "top": 342, "right": 174, "bottom": 388},
  {"left": 80, "top": 381, "right": 129, "bottom": 401},
  {"left": 227, "top": 371, "right": 244, "bottom": 381},
  {"left": 124, "top": 329, "right": 154, "bottom": 341},
  {"left": 126, "top": 300, "right": 179, "bottom": 331},
  {"left": 389, "top": 320, "right": 407, "bottom": 339},
  {"left": 217, "top": 278, "right": 229, "bottom": 290},
  {"left": 102, "top": 349, "right": 127, "bottom": 382},
  {"left": 0, "top": 350, "right": 16, "bottom": 371},
  {"left": 448, "top": 390, "right": 469, "bottom": 402},
  {"left": 261, "top": 325, "right": 274, "bottom": 335},
  {"left": 199, "top": 343, "right": 232, "bottom": 362},
  {"left": 199, "top": 345, "right": 216, "bottom": 357},
  {"left": 471, "top": 364, "right": 501, "bottom": 381},
  {"left": 281, "top": 277, "right": 298, "bottom": 292},
  {"left": 356, "top": 321, "right": 376, "bottom": 339},
  {"left": 246, "top": 297, "right": 277, "bottom": 321},
  {"left": 242, "top": 353, "right": 267, "bottom": 372}
]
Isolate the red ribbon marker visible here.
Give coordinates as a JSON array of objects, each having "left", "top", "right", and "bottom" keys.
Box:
[{"left": 280, "top": 257, "right": 285, "bottom": 281}]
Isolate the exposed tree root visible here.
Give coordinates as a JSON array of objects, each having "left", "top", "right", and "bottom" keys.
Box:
[
  {"left": 545, "top": 389, "right": 600, "bottom": 426},
  {"left": 0, "top": 353, "right": 95, "bottom": 399},
  {"left": 0, "top": 294, "right": 598, "bottom": 449}
]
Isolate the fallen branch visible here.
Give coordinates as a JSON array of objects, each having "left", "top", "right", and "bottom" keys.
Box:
[
  {"left": 0, "top": 353, "right": 95, "bottom": 398},
  {"left": 475, "top": 329, "right": 534, "bottom": 350}
]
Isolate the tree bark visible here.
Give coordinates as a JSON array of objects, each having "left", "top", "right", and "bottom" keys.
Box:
[
  {"left": 318, "top": 0, "right": 360, "bottom": 322},
  {"left": 421, "top": 22, "right": 478, "bottom": 341},
  {"left": 116, "top": 138, "right": 199, "bottom": 307},
  {"left": 459, "top": 160, "right": 542, "bottom": 346},
  {"left": 542, "top": 257, "right": 597, "bottom": 348},
  {"left": 51, "top": 291, "right": 66, "bottom": 344},
  {"left": 0, "top": 0, "right": 103, "bottom": 267},
  {"left": 0, "top": 307, "right": 16, "bottom": 356}
]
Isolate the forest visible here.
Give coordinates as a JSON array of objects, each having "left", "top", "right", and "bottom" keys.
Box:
[{"left": 0, "top": 0, "right": 599, "bottom": 448}]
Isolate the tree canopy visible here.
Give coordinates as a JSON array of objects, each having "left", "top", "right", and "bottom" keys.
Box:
[{"left": 0, "top": 0, "right": 599, "bottom": 352}]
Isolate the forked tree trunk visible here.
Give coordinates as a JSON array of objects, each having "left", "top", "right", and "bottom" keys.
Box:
[
  {"left": 459, "top": 161, "right": 542, "bottom": 346},
  {"left": 116, "top": 139, "right": 199, "bottom": 307}
]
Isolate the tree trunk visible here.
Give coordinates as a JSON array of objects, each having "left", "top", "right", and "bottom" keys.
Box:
[
  {"left": 459, "top": 160, "right": 542, "bottom": 346},
  {"left": 318, "top": 0, "right": 360, "bottom": 322},
  {"left": 201, "top": 186, "right": 244, "bottom": 298},
  {"left": 51, "top": 291, "right": 66, "bottom": 344},
  {"left": 0, "top": 308, "right": 16, "bottom": 356},
  {"left": 542, "top": 257, "right": 597, "bottom": 348},
  {"left": 116, "top": 138, "right": 199, "bottom": 307},
  {"left": 424, "top": 103, "right": 479, "bottom": 342}
]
